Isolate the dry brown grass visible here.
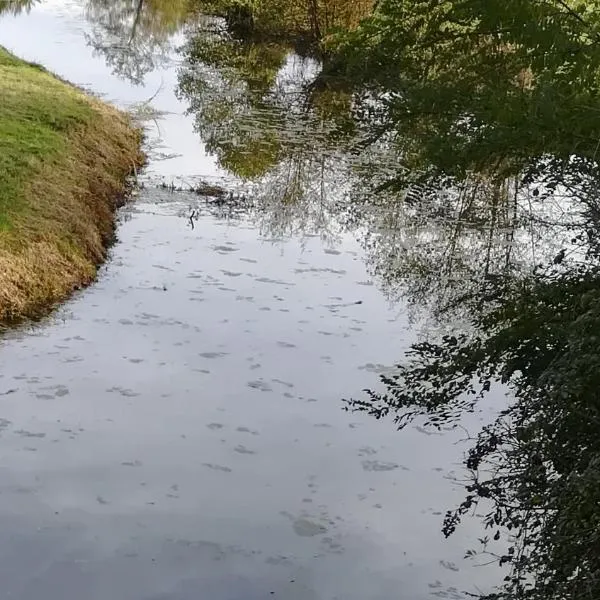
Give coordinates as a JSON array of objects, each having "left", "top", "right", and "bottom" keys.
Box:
[{"left": 0, "top": 88, "right": 144, "bottom": 322}]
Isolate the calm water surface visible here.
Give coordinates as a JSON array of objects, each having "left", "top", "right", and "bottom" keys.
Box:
[{"left": 0, "top": 2, "right": 499, "bottom": 599}]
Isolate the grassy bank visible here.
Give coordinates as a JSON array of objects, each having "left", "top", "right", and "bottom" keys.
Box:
[{"left": 0, "top": 47, "right": 143, "bottom": 322}]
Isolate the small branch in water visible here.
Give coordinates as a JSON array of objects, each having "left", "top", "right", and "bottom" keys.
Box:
[
  {"left": 143, "top": 79, "right": 164, "bottom": 107},
  {"left": 189, "top": 208, "right": 199, "bottom": 229},
  {"left": 130, "top": 160, "right": 139, "bottom": 187}
]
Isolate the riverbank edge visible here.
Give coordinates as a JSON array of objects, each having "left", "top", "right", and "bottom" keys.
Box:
[{"left": 0, "top": 47, "right": 145, "bottom": 324}]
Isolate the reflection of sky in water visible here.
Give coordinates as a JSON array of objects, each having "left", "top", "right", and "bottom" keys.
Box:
[
  {"left": 0, "top": 192, "right": 499, "bottom": 600},
  {"left": 0, "top": 1, "right": 219, "bottom": 181},
  {"left": 0, "top": 3, "right": 502, "bottom": 599}
]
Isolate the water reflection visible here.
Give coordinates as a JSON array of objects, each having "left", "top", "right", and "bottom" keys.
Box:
[
  {"left": 0, "top": 0, "right": 39, "bottom": 15},
  {"left": 84, "top": 0, "right": 190, "bottom": 84},
  {"left": 177, "top": 23, "right": 290, "bottom": 178},
  {"left": 0, "top": 0, "right": 579, "bottom": 320},
  {"left": 356, "top": 177, "right": 577, "bottom": 320},
  {"left": 3, "top": 4, "right": 600, "bottom": 598},
  {"left": 174, "top": 17, "right": 576, "bottom": 321},
  {"left": 175, "top": 19, "right": 362, "bottom": 247}
]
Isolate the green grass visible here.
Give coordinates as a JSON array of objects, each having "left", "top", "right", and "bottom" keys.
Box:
[
  {"left": 0, "top": 46, "right": 143, "bottom": 321},
  {"left": 0, "top": 47, "right": 95, "bottom": 229}
]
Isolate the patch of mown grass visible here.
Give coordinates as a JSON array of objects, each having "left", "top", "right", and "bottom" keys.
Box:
[
  {"left": 0, "top": 46, "right": 144, "bottom": 321},
  {"left": 0, "top": 47, "right": 94, "bottom": 228}
]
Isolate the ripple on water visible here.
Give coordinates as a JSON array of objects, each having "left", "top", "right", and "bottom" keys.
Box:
[
  {"left": 247, "top": 380, "right": 273, "bottom": 392},
  {"left": 213, "top": 245, "right": 238, "bottom": 253},
  {"left": 361, "top": 460, "right": 406, "bottom": 472},
  {"left": 236, "top": 427, "right": 259, "bottom": 436},
  {"left": 292, "top": 518, "right": 328, "bottom": 537},
  {"left": 199, "top": 352, "right": 228, "bottom": 359},
  {"left": 202, "top": 463, "right": 232, "bottom": 473}
]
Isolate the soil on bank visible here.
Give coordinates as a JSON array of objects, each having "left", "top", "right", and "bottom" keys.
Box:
[{"left": 0, "top": 46, "right": 144, "bottom": 323}]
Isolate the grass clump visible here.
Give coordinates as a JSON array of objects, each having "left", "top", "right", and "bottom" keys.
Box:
[{"left": 0, "top": 46, "right": 144, "bottom": 322}]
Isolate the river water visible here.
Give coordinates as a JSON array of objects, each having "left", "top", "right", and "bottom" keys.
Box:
[{"left": 0, "top": 2, "right": 500, "bottom": 599}]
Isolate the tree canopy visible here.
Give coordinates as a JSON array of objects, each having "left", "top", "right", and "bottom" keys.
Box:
[
  {"left": 336, "top": 3, "right": 600, "bottom": 599},
  {"left": 330, "top": 0, "right": 600, "bottom": 192}
]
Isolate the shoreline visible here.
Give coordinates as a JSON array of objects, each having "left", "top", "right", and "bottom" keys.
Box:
[{"left": 0, "top": 47, "right": 144, "bottom": 323}]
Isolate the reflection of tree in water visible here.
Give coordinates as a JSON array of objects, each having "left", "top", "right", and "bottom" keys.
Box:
[
  {"left": 177, "top": 20, "right": 357, "bottom": 243},
  {"left": 189, "top": 0, "right": 373, "bottom": 48},
  {"left": 1, "top": 0, "right": 188, "bottom": 84},
  {"left": 84, "top": 0, "right": 189, "bottom": 84},
  {"left": 357, "top": 175, "right": 580, "bottom": 321},
  {"left": 177, "top": 16, "right": 578, "bottom": 306},
  {"left": 86, "top": 3, "right": 600, "bottom": 597},
  {"left": 360, "top": 179, "right": 516, "bottom": 319},
  {"left": 347, "top": 256, "right": 600, "bottom": 600},
  {"left": 177, "top": 20, "right": 288, "bottom": 178},
  {"left": 0, "top": 0, "right": 39, "bottom": 14},
  {"left": 334, "top": 3, "right": 600, "bottom": 598}
]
